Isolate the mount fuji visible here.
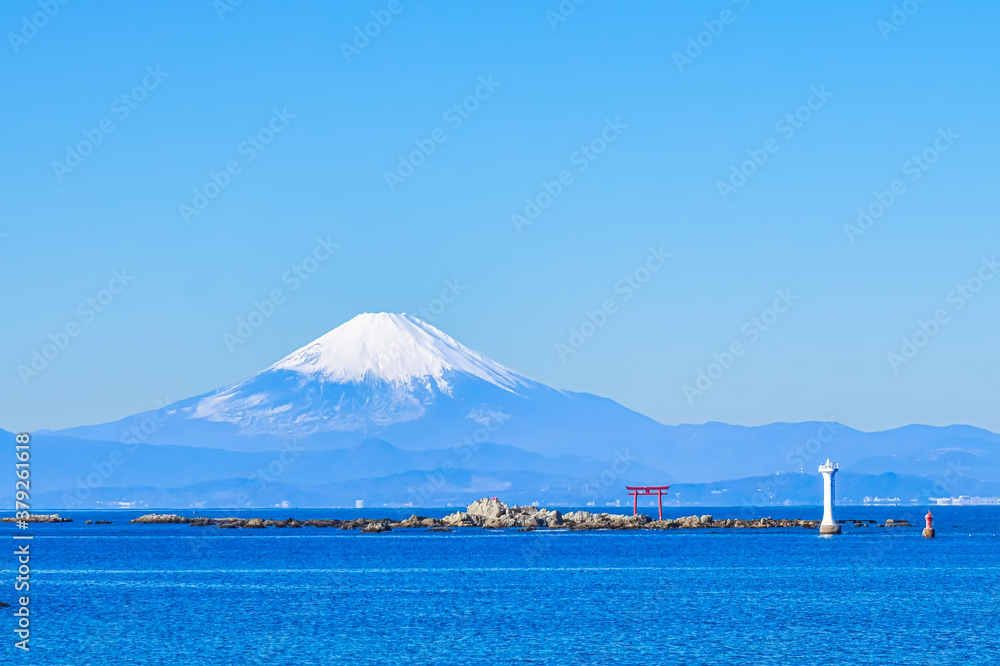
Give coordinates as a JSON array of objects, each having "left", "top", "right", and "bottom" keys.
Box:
[
  {"left": 15, "top": 313, "right": 1000, "bottom": 508},
  {"left": 52, "top": 313, "right": 667, "bottom": 459}
]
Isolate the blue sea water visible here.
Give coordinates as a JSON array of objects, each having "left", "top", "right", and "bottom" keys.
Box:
[{"left": 2, "top": 505, "right": 999, "bottom": 665}]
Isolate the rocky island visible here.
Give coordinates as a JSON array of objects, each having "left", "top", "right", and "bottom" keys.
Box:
[{"left": 127, "top": 498, "right": 822, "bottom": 532}]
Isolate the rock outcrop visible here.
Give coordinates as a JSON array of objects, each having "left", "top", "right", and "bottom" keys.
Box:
[
  {"left": 646, "top": 516, "right": 819, "bottom": 530},
  {"left": 395, "top": 515, "right": 441, "bottom": 528},
  {"left": 189, "top": 517, "right": 218, "bottom": 527},
  {"left": 442, "top": 511, "right": 480, "bottom": 527},
  {"left": 130, "top": 514, "right": 189, "bottom": 524},
  {"left": 563, "top": 511, "right": 653, "bottom": 530},
  {"left": 444, "top": 500, "right": 565, "bottom": 529},
  {"left": 467, "top": 497, "right": 509, "bottom": 522},
  {"left": 362, "top": 520, "right": 392, "bottom": 533}
]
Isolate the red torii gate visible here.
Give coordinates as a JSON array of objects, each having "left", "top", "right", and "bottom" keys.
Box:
[{"left": 626, "top": 485, "right": 670, "bottom": 520}]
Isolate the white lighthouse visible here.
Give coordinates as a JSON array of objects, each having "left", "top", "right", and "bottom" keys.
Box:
[{"left": 818, "top": 459, "right": 841, "bottom": 535}]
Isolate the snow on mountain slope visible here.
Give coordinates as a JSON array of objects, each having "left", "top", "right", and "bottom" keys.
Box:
[{"left": 269, "top": 313, "right": 527, "bottom": 391}]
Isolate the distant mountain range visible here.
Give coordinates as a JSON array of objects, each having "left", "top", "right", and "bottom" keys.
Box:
[{"left": 6, "top": 313, "right": 998, "bottom": 509}]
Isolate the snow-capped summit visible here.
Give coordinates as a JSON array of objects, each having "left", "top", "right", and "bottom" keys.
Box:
[
  {"left": 268, "top": 313, "right": 526, "bottom": 392},
  {"left": 179, "top": 313, "right": 540, "bottom": 437}
]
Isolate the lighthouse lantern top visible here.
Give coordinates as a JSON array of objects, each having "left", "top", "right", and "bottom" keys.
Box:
[{"left": 818, "top": 459, "right": 838, "bottom": 473}]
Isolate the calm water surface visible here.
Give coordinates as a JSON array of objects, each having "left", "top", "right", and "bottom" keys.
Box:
[{"left": 2, "top": 506, "right": 998, "bottom": 665}]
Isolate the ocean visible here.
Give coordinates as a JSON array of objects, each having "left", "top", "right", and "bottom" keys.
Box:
[{"left": 2, "top": 505, "right": 998, "bottom": 665}]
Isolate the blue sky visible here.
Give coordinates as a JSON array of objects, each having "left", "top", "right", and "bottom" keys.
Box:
[{"left": 2, "top": 1, "right": 998, "bottom": 433}]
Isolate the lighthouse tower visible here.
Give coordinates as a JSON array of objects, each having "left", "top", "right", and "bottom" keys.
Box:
[{"left": 818, "top": 459, "right": 841, "bottom": 535}]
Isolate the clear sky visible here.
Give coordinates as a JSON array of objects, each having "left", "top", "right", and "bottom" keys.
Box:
[{"left": 2, "top": 1, "right": 998, "bottom": 433}]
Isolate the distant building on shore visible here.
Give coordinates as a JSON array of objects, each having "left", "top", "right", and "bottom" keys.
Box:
[
  {"left": 863, "top": 496, "right": 902, "bottom": 505},
  {"left": 931, "top": 496, "right": 1000, "bottom": 506}
]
